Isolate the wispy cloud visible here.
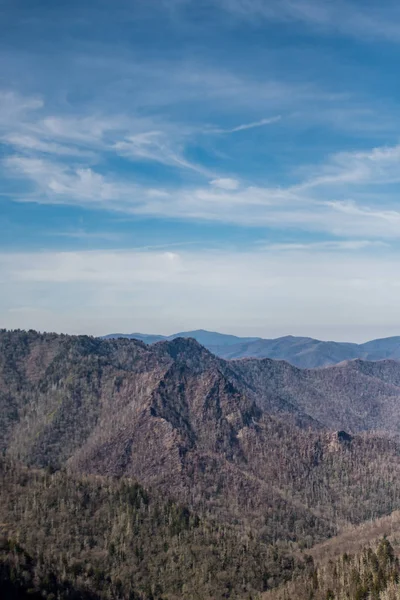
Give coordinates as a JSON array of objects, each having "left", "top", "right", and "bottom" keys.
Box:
[
  {"left": 114, "top": 131, "right": 213, "bottom": 175},
  {"left": 2, "top": 85, "right": 400, "bottom": 246},
  {"left": 298, "top": 144, "right": 400, "bottom": 190},
  {"left": 210, "top": 115, "right": 281, "bottom": 133},
  {"left": 0, "top": 89, "right": 211, "bottom": 176},
  {"left": 6, "top": 136, "right": 400, "bottom": 241}
]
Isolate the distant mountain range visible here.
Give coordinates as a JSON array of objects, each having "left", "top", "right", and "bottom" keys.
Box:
[{"left": 103, "top": 329, "right": 400, "bottom": 368}]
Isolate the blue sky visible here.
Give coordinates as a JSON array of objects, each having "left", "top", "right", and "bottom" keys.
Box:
[{"left": 2, "top": 0, "right": 400, "bottom": 340}]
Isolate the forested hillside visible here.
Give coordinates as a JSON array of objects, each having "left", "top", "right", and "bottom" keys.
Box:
[
  {"left": 1, "top": 458, "right": 298, "bottom": 599},
  {"left": 3, "top": 330, "right": 400, "bottom": 598}
]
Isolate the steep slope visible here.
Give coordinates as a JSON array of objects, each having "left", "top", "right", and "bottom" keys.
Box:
[{"left": 0, "top": 330, "right": 173, "bottom": 467}]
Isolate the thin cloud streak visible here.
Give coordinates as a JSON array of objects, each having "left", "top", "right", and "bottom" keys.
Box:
[
  {"left": 210, "top": 115, "right": 281, "bottom": 133},
  {"left": 262, "top": 240, "right": 389, "bottom": 251}
]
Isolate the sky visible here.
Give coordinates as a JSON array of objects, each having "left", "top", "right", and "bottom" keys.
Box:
[{"left": 2, "top": 0, "right": 400, "bottom": 341}]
